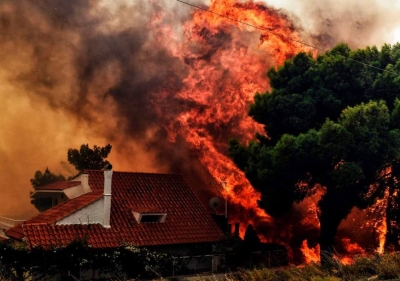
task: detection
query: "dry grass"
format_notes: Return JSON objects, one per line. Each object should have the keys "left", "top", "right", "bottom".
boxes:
{"left": 192, "top": 252, "right": 400, "bottom": 281}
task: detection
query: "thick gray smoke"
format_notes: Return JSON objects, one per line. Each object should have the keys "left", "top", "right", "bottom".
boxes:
{"left": 0, "top": 0, "right": 209, "bottom": 217}
{"left": 265, "top": 0, "right": 400, "bottom": 49}
{"left": 0, "top": 0, "right": 399, "bottom": 226}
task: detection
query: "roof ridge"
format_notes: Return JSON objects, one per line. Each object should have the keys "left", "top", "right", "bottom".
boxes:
{"left": 23, "top": 222, "right": 48, "bottom": 226}
{"left": 85, "top": 170, "right": 185, "bottom": 176}
{"left": 35, "top": 180, "right": 82, "bottom": 190}
{"left": 23, "top": 193, "right": 103, "bottom": 225}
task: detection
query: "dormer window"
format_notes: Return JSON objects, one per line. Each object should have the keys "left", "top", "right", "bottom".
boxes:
{"left": 132, "top": 211, "right": 167, "bottom": 223}
{"left": 140, "top": 214, "right": 166, "bottom": 222}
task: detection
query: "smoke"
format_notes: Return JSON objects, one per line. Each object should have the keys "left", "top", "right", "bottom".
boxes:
{"left": 264, "top": 0, "right": 400, "bottom": 49}
{"left": 0, "top": 0, "right": 223, "bottom": 217}
{"left": 0, "top": 0, "right": 399, "bottom": 259}
{"left": 0, "top": 0, "right": 181, "bottom": 217}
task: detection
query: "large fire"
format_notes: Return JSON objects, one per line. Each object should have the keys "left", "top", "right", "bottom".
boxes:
{"left": 154, "top": 0, "right": 307, "bottom": 237}
{"left": 0, "top": 0, "right": 396, "bottom": 264}
{"left": 157, "top": 1, "right": 389, "bottom": 260}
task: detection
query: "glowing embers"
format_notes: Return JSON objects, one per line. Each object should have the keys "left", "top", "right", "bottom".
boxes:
{"left": 132, "top": 211, "right": 167, "bottom": 223}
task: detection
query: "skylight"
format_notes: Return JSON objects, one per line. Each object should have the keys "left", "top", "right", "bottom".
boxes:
{"left": 132, "top": 211, "right": 167, "bottom": 223}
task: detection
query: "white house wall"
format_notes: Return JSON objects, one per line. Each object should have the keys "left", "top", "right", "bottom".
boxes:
{"left": 56, "top": 198, "right": 104, "bottom": 225}
{"left": 63, "top": 184, "right": 87, "bottom": 200}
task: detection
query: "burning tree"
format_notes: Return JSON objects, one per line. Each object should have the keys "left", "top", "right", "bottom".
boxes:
{"left": 229, "top": 43, "right": 400, "bottom": 262}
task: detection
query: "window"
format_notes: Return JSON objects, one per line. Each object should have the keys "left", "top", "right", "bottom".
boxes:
{"left": 140, "top": 214, "right": 165, "bottom": 222}
{"left": 132, "top": 211, "right": 167, "bottom": 223}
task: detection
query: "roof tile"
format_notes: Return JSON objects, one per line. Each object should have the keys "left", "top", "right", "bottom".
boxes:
{"left": 35, "top": 181, "right": 81, "bottom": 190}
{"left": 7, "top": 171, "right": 223, "bottom": 249}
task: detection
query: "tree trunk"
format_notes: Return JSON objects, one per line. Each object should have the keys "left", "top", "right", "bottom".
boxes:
{"left": 384, "top": 187, "right": 400, "bottom": 252}
{"left": 319, "top": 212, "right": 343, "bottom": 265}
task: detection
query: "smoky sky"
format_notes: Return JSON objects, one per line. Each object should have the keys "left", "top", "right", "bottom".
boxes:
{"left": 0, "top": 0, "right": 399, "bottom": 226}
{"left": 0, "top": 0, "right": 220, "bottom": 217}
{"left": 264, "top": 0, "right": 400, "bottom": 49}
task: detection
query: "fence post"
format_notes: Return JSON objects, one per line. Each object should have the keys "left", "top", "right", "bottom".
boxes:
{"left": 212, "top": 255, "right": 219, "bottom": 273}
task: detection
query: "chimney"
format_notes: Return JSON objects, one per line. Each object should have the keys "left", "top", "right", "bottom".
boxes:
{"left": 81, "top": 173, "right": 90, "bottom": 193}
{"left": 103, "top": 166, "right": 113, "bottom": 228}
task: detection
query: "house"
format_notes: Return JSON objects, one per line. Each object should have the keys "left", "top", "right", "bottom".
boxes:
{"left": 30, "top": 179, "right": 89, "bottom": 211}
{"left": 6, "top": 169, "right": 224, "bottom": 277}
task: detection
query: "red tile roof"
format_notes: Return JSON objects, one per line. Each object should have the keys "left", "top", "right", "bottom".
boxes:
{"left": 6, "top": 193, "right": 102, "bottom": 240}
{"left": 35, "top": 181, "right": 81, "bottom": 190}
{"left": 23, "top": 224, "right": 118, "bottom": 248}
{"left": 7, "top": 171, "right": 223, "bottom": 249}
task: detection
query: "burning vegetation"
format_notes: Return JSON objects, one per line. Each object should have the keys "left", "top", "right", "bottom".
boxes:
{"left": 1, "top": 0, "right": 400, "bottom": 266}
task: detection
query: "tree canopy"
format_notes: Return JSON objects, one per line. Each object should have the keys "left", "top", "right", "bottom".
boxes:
{"left": 30, "top": 168, "right": 66, "bottom": 189}
{"left": 67, "top": 143, "right": 112, "bottom": 172}
{"left": 229, "top": 43, "right": 400, "bottom": 260}
{"left": 30, "top": 168, "right": 66, "bottom": 212}
{"left": 30, "top": 144, "right": 112, "bottom": 212}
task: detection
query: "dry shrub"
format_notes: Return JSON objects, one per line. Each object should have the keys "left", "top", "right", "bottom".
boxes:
{"left": 236, "top": 264, "right": 330, "bottom": 281}
{"left": 236, "top": 268, "right": 280, "bottom": 281}
{"left": 310, "top": 277, "right": 341, "bottom": 281}
{"left": 376, "top": 252, "right": 400, "bottom": 280}
{"left": 344, "top": 256, "right": 380, "bottom": 276}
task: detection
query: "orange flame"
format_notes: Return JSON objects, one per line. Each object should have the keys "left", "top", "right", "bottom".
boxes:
{"left": 149, "top": 0, "right": 392, "bottom": 261}
{"left": 341, "top": 238, "right": 366, "bottom": 255}
{"left": 338, "top": 238, "right": 366, "bottom": 264}
{"left": 375, "top": 188, "right": 389, "bottom": 254}
{"left": 150, "top": 1, "right": 393, "bottom": 260}
{"left": 301, "top": 240, "right": 320, "bottom": 264}
{"left": 301, "top": 238, "right": 366, "bottom": 265}
{"left": 153, "top": 0, "right": 307, "bottom": 236}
